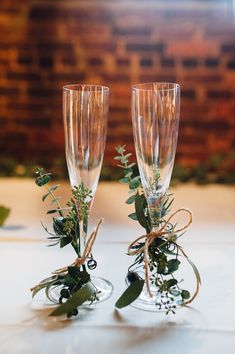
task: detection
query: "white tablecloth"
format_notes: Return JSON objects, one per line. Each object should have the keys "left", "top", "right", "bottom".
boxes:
{"left": 0, "top": 179, "right": 235, "bottom": 354}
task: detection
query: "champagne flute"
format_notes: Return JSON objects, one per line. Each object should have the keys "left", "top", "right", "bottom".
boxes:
{"left": 131, "top": 82, "right": 180, "bottom": 310}
{"left": 63, "top": 84, "right": 113, "bottom": 301}
{"left": 132, "top": 82, "right": 180, "bottom": 230}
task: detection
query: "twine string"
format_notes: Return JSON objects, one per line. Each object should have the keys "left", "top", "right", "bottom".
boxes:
{"left": 52, "top": 218, "right": 103, "bottom": 275}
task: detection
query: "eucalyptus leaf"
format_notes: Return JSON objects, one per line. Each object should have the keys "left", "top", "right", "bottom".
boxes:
{"left": 127, "top": 163, "right": 135, "bottom": 168}
{"left": 119, "top": 177, "right": 129, "bottom": 184}
{"left": 135, "top": 192, "right": 148, "bottom": 229}
{"left": 49, "top": 185, "right": 60, "bottom": 192}
{"left": 115, "top": 146, "right": 126, "bottom": 154}
{"left": 49, "top": 282, "right": 96, "bottom": 316}
{"left": 125, "top": 195, "right": 135, "bottom": 204}
{"left": 115, "top": 279, "right": 144, "bottom": 309}
{"left": 124, "top": 153, "right": 132, "bottom": 159}
{"left": 114, "top": 156, "right": 122, "bottom": 161}
{"left": 166, "top": 278, "right": 178, "bottom": 288}
{"left": 167, "top": 259, "right": 181, "bottom": 273}
{"left": 47, "top": 209, "right": 58, "bottom": 214}
{"left": 35, "top": 174, "right": 51, "bottom": 187}
{"left": 129, "top": 176, "right": 141, "bottom": 189}
{"left": 128, "top": 212, "right": 138, "bottom": 221}
{"left": 181, "top": 289, "right": 190, "bottom": 299}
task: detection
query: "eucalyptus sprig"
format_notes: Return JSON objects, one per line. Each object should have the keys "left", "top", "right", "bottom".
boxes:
{"left": 114, "top": 146, "right": 201, "bottom": 314}
{"left": 31, "top": 168, "right": 99, "bottom": 318}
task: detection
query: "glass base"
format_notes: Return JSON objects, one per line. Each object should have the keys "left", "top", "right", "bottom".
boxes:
{"left": 126, "top": 277, "right": 181, "bottom": 313}
{"left": 49, "top": 276, "right": 113, "bottom": 306}
{"left": 32, "top": 276, "right": 113, "bottom": 311}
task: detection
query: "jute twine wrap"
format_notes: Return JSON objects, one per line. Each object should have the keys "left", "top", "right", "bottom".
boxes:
{"left": 127, "top": 208, "right": 198, "bottom": 304}
{"left": 53, "top": 218, "right": 103, "bottom": 275}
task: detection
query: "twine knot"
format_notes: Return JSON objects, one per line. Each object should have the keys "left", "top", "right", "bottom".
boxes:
{"left": 53, "top": 218, "right": 103, "bottom": 275}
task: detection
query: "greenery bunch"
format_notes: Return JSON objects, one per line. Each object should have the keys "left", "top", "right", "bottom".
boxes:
{"left": 31, "top": 168, "right": 99, "bottom": 318}
{"left": 114, "top": 146, "right": 201, "bottom": 314}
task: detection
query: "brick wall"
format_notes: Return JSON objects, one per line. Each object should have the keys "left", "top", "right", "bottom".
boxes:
{"left": 0, "top": 0, "right": 235, "bottom": 169}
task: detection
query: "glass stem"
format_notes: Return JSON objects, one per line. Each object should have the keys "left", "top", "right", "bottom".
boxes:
{"left": 79, "top": 220, "right": 87, "bottom": 271}
{"left": 147, "top": 196, "right": 163, "bottom": 232}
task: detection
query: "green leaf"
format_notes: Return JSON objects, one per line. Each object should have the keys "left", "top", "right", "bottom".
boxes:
{"left": 181, "top": 290, "right": 190, "bottom": 299}
{"left": 115, "top": 145, "right": 126, "bottom": 154}
{"left": 129, "top": 176, "right": 141, "bottom": 189}
{"left": 167, "top": 259, "right": 181, "bottom": 273}
{"left": 124, "top": 153, "right": 132, "bottom": 159}
{"left": 125, "top": 195, "right": 135, "bottom": 204}
{"left": 185, "top": 256, "right": 201, "bottom": 285}
{"left": 127, "top": 163, "right": 135, "bottom": 168}
{"left": 135, "top": 192, "right": 148, "bottom": 229}
{"left": 124, "top": 169, "right": 133, "bottom": 178}
{"left": 47, "top": 209, "right": 58, "bottom": 214}
{"left": 49, "top": 282, "right": 96, "bottom": 316}
{"left": 42, "top": 193, "right": 50, "bottom": 202}
{"left": 64, "top": 275, "right": 77, "bottom": 288}
{"left": 35, "top": 174, "right": 51, "bottom": 187}
{"left": 32, "top": 284, "right": 46, "bottom": 298}
{"left": 166, "top": 278, "right": 178, "bottom": 288}
{"left": 49, "top": 185, "right": 60, "bottom": 192}
{"left": 68, "top": 266, "right": 80, "bottom": 279}
{"left": 115, "top": 279, "right": 145, "bottom": 309}
{"left": 60, "top": 236, "right": 72, "bottom": 248}
{"left": 53, "top": 218, "right": 65, "bottom": 235}
{"left": 114, "top": 156, "right": 122, "bottom": 161}
{"left": 31, "top": 275, "right": 58, "bottom": 298}
{"left": 119, "top": 177, "right": 129, "bottom": 184}
{"left": 128, "top": 212, "right": 138, "bottom": 221}
{"left": 0, "top": 206, "right": 10, "bottom": 226}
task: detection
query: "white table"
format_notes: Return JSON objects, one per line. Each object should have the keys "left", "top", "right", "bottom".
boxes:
{"left": 0, "top": 179, "right": 235, "bottom": 354}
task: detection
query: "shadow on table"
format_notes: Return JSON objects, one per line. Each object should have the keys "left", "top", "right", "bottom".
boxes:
{"left": 28, "top": 304, "right": 98, "bottom": 331}
{"left": 0, "top": 225, "right": 26, "bottom": 231}
{"left": 112, "top": 308, "right": 205, "bottom": 354}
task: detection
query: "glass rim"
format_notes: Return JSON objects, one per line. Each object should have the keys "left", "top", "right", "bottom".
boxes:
{"left": 63, "top": 84, "right": 109, "bottom": 93}
{"left": 132, "top": 82, "right": 180, "bottom": 92}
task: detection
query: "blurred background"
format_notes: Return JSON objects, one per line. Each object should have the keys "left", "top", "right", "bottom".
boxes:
{"left": 0, "top": 0, "right": 235, "bottom": 184}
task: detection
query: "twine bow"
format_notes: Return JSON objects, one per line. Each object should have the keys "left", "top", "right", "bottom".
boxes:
{"left": 127, "top": 208, "right": 193, "bottom": 298}
{"left": 53, "top": 218, "right": 103, "bottom": 275}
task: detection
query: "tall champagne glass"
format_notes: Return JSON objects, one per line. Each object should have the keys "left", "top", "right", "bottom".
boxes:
{"left": 132, "top": 82, "right": 180, "bottom": 230}
{"left": 63, "top": 84, "right": 113, "bottom": 301}
{"left": 131, "top": 82, "right": 180, "bottom": 311}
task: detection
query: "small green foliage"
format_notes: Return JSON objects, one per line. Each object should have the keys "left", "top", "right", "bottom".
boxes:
{"left": 35, "top": 168, "right": 52, "bottom": 186}
{"left": 0, "top": 206, "right": 10, "bottom": 226}
{"left": 114, "top": 147, "right": 201, "bottom": 313}
{"left": 31, "top": 168, "right": 99, "bottom": 318}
